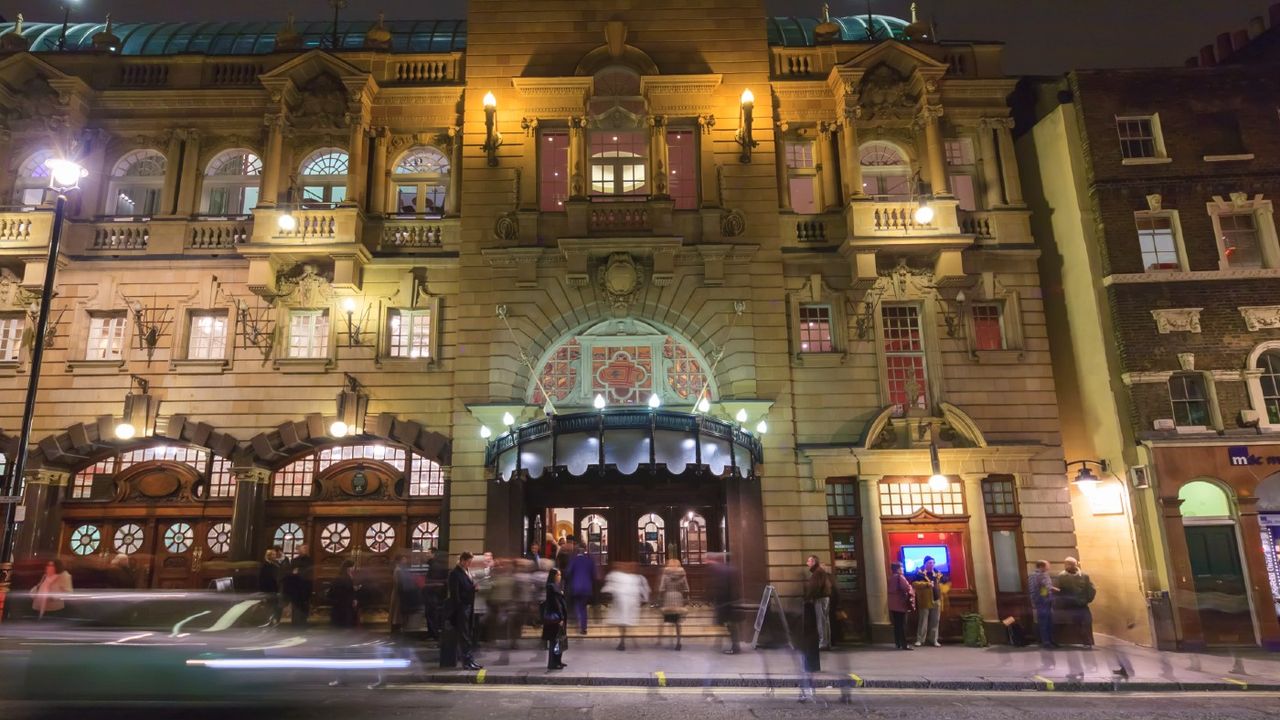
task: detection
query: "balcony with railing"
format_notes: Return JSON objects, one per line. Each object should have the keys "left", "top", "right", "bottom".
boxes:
{"left": 769, "top": 47, "right": 836, "bottom": 78}
{"left": 249, "top": 205, "right": 364, "bottom": 248}
{"left": 565, "top": 197, "right": 675, "bottom": 237}
{"left": 957, "top": 209, "right": 1034, "bottom": 246}
{"left": 376, "top": 216, "right": 459, "bottom": 252}
{"left": 0, "top": 208, "right": 54, "bottom": 254}
{"left": 783, "top": 212, "right": 847, "bottom": 245}
{"left": 846, "top": 197, "right": 962, "bottom": 240}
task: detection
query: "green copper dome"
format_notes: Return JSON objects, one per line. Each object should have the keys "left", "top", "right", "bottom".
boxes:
{"left": 766, "top": 15, "right": 909, "bottom": 46}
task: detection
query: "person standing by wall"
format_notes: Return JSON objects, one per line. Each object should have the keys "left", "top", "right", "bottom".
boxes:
{"left": 32, "top": 558, "right": 73, "bottom": 620}
{"left": 912, "top": 556, "right": 943, "bottom": 647}
{"left": 283, "top": 544, "right": 314, "bottom": 628}
{"left": 447, "top": 551, "right": 482, "bottom": 670}
{"left": 658, "top": 557, "right": 690, "bottom": 650}
{"left": 887, "top": 562, "right": 915, "bottom": 650}
{"left": 1056, "top": 557, "right": 1096, "bottom": 648}
{"left": 1028, "top": 559, "right": 1058, "bottom": 649}
{"left": 804, "top": 555, "right": 834, "bottom": 650}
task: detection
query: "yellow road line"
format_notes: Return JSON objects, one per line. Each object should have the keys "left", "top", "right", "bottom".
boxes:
{"left": 654, "top": 671, "right": 667, "bottom": 687}
{"left": 1032, "top": 674, "right": 1055, "bottom": 691}
{"left": 1223, "top": 677, "right": 1247, "bottom": 689}
{"left": 849, "top": 673, "right": 864, "bottom": 688}
{"left": 475, "top": 669, "right": 486, "bottom": 684}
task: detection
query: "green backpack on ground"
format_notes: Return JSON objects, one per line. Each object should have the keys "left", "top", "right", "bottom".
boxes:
{"left": 961, "top": 613, "right": 989, "bottom": 647}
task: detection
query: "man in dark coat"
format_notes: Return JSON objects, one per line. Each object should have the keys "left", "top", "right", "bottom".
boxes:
{"left": 328, "top": 560, "right": 359, "bottom": 628}
{"left": 446, "top": 551, "right": 482, "bottom": 670}
{"left": 708, "top": 552, "right": 741, "bottom": 654}
{"left": 283, "top": 544, "right": 315, "bottom": 628}
{"left": 424, "top": 550, "right": 448, "bottom": 639}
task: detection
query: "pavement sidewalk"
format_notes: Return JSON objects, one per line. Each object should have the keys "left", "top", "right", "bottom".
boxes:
{"left": 406, "top": 635, "right": 1280, "bottom": 692}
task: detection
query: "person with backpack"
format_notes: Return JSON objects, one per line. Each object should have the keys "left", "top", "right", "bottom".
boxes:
{"left": 1056, "top": 556, "right": 1097, "bottom": 648}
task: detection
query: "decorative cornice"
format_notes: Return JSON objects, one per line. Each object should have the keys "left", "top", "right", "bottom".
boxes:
{"left": 1104, "top": 268, "right": 1280, "bottom": 286}
{"left": 1151, "top": 308, "right": 1202, "bottom": 334}
{"left": 511, "top": 77, "right": 594, "bottom": 97}
{"left": 640, "top": 74, "right": 722, "bottom": 96}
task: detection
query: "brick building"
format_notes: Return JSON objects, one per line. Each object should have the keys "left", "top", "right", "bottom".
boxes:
{"left": 0, "top": 2, "right": 1072, "bottom": 642}
{"left": 1019, "top": 4, "right": 1280, "bottom": 649}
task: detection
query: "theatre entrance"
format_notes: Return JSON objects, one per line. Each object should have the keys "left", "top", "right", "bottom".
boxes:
{"left": 524, "top": 470, "right": 725, "bottom": 597}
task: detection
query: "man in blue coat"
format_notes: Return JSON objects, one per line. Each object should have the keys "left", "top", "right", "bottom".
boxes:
{"left": 565, "top": 541, "right": 596, "bottom": 635}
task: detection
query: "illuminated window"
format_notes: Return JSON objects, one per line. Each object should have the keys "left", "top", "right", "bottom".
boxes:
{"left": 882, "top": 306, "right": 927, "bottom": 416}
{"left": 317, "top": 444, "right": 406, "bottom": 472}
{"left": 679, "top": 512, "right": 707, "bottom": 565}
{"left": 14, "top": 149, "right": 53, "bottom": 206}
{"left": 971, "top": 304, "right": 1004, "bottom": 351}
{"left": 107, "top": 149, "right": 166, "bottom": 216}
{"left": 590, "top": 132, "right": 647, "bottom": 195}
{"left": 114, "top": 523, "right": 145, "bottom": 555}
{"left": 72, "top": 457, "right": 116, "bottom": 499}
{"left": 86, "top": 314, "right": 128, "bottom": 361}
{"left": 71, "top": 524, "right": 101, "bottom": 556}
{"left": 0, "top": 316, "right": 23, "bottom": 361}
{"left": 274, "top": 522, "right": 305, "bottom": 559}
{"left": 945, "top": 139, "right": 977, "bottom": 211}
{"left": 1258, "top": 351, "right": 1280, "bottom": 424}
{"left": 532, "top": 338, "right": 580, "bottom": 405}
{"left": 1217, "top": 212, "right": 1262, "bottom": 268}
{"left": 798, "top": 304, "right": 834, "bottom": 353}
{"left": 201, "top": 149, "right": 261, "bottom": 215}
{"left": 392, "top": 146, "right": 449, "bottom": 215}
{"left": 272, "top": 457, "right": 315, "bottom": 498}
{"left": 878, "top": 479, "right": 965, "bottom": 517}
{"left": 663, "top": 337, "right": 708, "bottom": 402}
{"left": 785, "top": 139, "right": 819, "bottom": 214}
{"left": 388, "top": 308, "right": 432, "bottom": 358}
{"left": 208, "top": 457, "right": 235, "bottom": 498}
{"left": 1137, "top": 215, "right": 1181, "bottom": 271}
{"left": 637, "top": 513, "right": 666, "bottom": 566}
{"left": 580, "top": 513, "right": 609, "bottom": 562}
{"left": 667, "top": 129, "right": 697, "bottom": 210}
{"left": 365, "top": 522, "right": 396, "bottom": 553}
{"left": 164, "top": 522, "right": 194, "bottom": 553}
{"left": 299, "top": 147, "right": 348, "bottom": 204}
{"left": 539, "top": 131, "right": 569, "bottom": 211}
{"left": 408, "top": 454, "right": 447, "bottom": 496}
{"left": 187, "top": 311, "right": 228, "bottom": 360}
{"left": 411, "top": 521, "right": 440, "bottom": 552}
{"left": 287, "top": 310, "right": 329, "bottom": 359}
{"left": 860, "top": 141, "right": 912, "bottom": 198}
{"left": 206, "top": 522, "right": 232, "bottom": 555}
{"left": 321, "top": 522, "right": 352, "bottom": 554}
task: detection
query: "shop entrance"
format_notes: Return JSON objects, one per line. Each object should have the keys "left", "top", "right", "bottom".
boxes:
{"left": 1185, "top": 523, "right": 1255, "bottom": 645}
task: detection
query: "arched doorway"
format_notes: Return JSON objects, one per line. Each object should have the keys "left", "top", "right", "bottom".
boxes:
{"left": 1179, "top": 479, "right": 1255, "bottom": 645}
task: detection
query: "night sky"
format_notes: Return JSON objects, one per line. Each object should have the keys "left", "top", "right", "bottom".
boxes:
{"left": 1, "top": 0, "right": 1275, "bottom": 74}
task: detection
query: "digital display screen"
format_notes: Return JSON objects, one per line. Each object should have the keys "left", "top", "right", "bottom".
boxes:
{"left": 901, "top": 545, "right": 950, "bottom": 576}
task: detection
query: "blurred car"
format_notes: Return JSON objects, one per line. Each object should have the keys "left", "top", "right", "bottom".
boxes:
{"left": 0, "top": 591, "right": 409, "bottom": 704}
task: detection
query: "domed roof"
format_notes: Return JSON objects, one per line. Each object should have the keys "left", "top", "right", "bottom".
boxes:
{"left": 767, "top": 14, "right": 909, "bottom": 46}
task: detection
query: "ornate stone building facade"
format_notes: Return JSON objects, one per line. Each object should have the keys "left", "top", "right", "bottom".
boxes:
{"left": 0, "top": 2, "right": 1072, "bottom": 640}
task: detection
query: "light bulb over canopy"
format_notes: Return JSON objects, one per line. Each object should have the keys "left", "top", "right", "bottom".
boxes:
{"left": 480, "top": 425, "right": 492, "bottom": 439}
{"left": 593, "top": 394, "right": 607, "bottom": 409}
{"left": 329, "top": 420, "right": 349, "bottom": 438}
{"left": 735, "top": 408, "right": 748, "bottom": 423}
{"left": 502, "top": 411, "right": 516, "bottom": 426}
{"left": 648, "top": 394, "right": 662, "bottom": 409}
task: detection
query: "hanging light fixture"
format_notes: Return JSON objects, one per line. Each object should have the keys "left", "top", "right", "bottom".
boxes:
{"left": 114, "top": 375, "right": 157, "bottom": 441}
{"left": 648, "top": 394, "right": 662, "bottom": 409}
{"left": 927, "top": 442, "right": 949, "bottom": 491}
{"left": 593, "top": 393, "right": 607, "bottom": 410}
{"left": 331, "top": 373, "right": 368, "bottom": 438}
{"left": 1066, "top": 459, "right": 1108, "bottom": 487}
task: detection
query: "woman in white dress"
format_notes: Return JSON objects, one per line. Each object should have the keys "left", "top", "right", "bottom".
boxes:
{"left": 602, "top": 561, "right": 649, "bottom": 651}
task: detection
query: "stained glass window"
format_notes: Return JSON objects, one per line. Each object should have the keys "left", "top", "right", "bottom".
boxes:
{"left": 71, "top": 524, "right": 101, "bottom": 555}
{"left": 274, "top": 523, "right": 304, "bottom": 559}
{"left": 114, "top": 523, "right": 145, "bottom": 554}
{"left": 164, "top": 522, "right": 194, "bottom": 553}
{"left": 365, "top": 522, "right": 396, "bottom": 553}
{"left": 664, "top": 338, "right": 707, "bottom": 401}
{"left": 593, "top": 345, "right": 653, "bottom": 404}
{"left": 321, "top": 522, "right": 352, "bottom": 553}
{"left": 532, "top": 339, "right": 579, "bottom": 404}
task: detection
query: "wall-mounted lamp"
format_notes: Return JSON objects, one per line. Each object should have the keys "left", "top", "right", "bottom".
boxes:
{"left": 502, "top": 411, "right": 516, "bottom": 427}
{"left": 695, "top": 396, "right": 711, "bottom": 413}
{"left": 340, "top": 296, "right": 369, "bottom": 346}
{"left": 910, "top": 170, "right": 936, "bottom": 227}
{"left": 735, "top": 408, "right": 748, "bottom": 423}
{"left": 755, "top": 418, "right": 769, "bottom": 434}
{"left": 1066, "top": 459, "right": 1109, "bottom": 487}
{"left": 330, "top": 372, "right": 368, "bottom": 438}
{"left": 480, "top": 425, "right": 492, "bottom": 439}
{"left": 114, "top": 374, "right": 157, "bottom": 440}
{"left": 482, "top": 91, "right": 502, "bottom": 167}
{"left": 735, "top": 89, "right": 758, "bottom": 164}
{"left": 927, "top": 442, "right": 949, "bottom": 491}
{"left": 126, "top": 297, "right": 170, "bottom": 361}
{"left": 937, "top": 289, "right": 967, "bottom": 338}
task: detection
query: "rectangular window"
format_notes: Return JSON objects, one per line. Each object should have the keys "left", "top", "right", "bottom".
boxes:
{"left": 785, "top": 140, "right": 819, "bottom": 214}
{"left": 785, "top": 141, "right": 815, "bottom": 169}
{"left": 1170, "top": 374, "right": 1210, "bottom": 427}
{"left": 114, "top": 187, "right": 161, "bottom": 217}
{"left": 187, "top": 311, "right": 228, "bottom": 360}
{"left": 86, "top": 314, "right": 127, "bottom": 361}
{"left": 0, "top": 315, "right": 23, "bottom": 361}
{"left": 1219, "top": 212, "right": 1261, "bottom": 268}
{"left": 539, "top": 131, "right": 569, "bottom": 211}
{"left": 1136, "top": 215, "right": 1180, "bottom": 271}
{"left": 991, "top": 530, "right": 1023, "bottom": 592}
{"left": 798, "top": 304, "right": 834, "bottom": 353}
{"left": 1116, "top": 116, "right": 1158, "bottom": 159}
{"left": 287, "top": 310, "right": 329, "bottom": 359}
{"left": 1197, "top": 111, "right": 1246, "bottom": 157}
{"left": 667, "top": 129, "right": 697, "bottom": 210}
{"left": 882, "top": 306, "right": 927, "bottom": 416}
{"left": 981, "top": 477, "right": 1018, "bottom": 516}
{"left": 389, "top": 309, "right": 432, "bottom": 359}
{"left": 409, "top": 457, "right": 448, "bottom": 497}
{"left": 590, "top": 131, "right": 647, "bottom": 196}
{"left": 878, "top": 479, "right": 965, "bottom": 517}
{"left": 971, "top": 304, "right": 1004, "bottom": 351}
{"left": 825, "top": 481, "right": 858, "bottom": 517}
{"left": 944, "top": 139, "right": 974, "bottom": 166}
{"left": 949, "top": 174, "right": 976, "bottom": 211}
{"left": 207, "top": 457, "right": 236, "bottom": 499}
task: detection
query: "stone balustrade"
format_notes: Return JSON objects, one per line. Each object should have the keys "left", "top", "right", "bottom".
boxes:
{"left": 379, "top": 217, "right": 459, "bottom": 251}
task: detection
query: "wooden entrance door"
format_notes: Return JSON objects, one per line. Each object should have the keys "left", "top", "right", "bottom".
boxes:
{"left": 1186, "top": 524, "right": 1255, "bottom": 645}
{"left": 828, "top": 519, "right": 868, "bottom": 642}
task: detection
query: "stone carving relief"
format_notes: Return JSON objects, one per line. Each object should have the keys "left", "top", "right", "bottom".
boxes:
{"left": 1145, "top": 194, "right": 1162, "bottom": 212}
{"left": 720, "top": 209, "right": 746, "bottom": 238}
{"left": 597, "top": 253, "right": 645, "bottom": 313}
{"left": 1240, "top": 306, "right": 1280, "bottom": 332}
{"left": 493, "top": 211, "right": 520, "bottom": 242}
{"left": 1151, "top": 308, "right": 1202, "bottom": 334}
{"left": 3, "top": 76, "right": 68, "bottom": 130}
{"left": 276, "top": 264, "right": 334, "bottom": 308}
{"left": 292, "top": 73, "right": 352, "bottom": 130}
{"left": 857, "top": 64, "right": 918, "bottom": 122}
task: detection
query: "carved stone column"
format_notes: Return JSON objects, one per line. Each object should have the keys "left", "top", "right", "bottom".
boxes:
{"left": 175, "top": 129, "right": 202, "bottom": 216}
{"left": 0, "top": 130, "right": 14, "bottom": 204}
{"left": 817, "top": 121, "right": 840, "bottom": 210}
{"left": 994, "top": 118, "right": 1023, "bottom": 205}
{"left": 12, "top": 469, "right": 70, "bottom": 561}
{"left": 368, "top": 127, "right": 389, "bottom": 215}
{"left": 647, "top": 114, "right": 670, "bottom": 199}
{"left": 567, "top": 116, "right": 587, "bottom": 200}
{"left": 962, "top": 473, "right": 998, "bottom": 620}
{"left": 1158, "top": 495, "right": 1205, "bottom": 650}
{"left": 838, "top": 110, "right": 863, "bottom": 200}
{"left": 775, "top": 125, "right": 792, "bottom": 210}
{"left": 260, "top": 113, "right": 286, "bottom": 206}
{"left": 860, "top": 475, "right": 888, "bottom": 628}
{"left": 229, "top": 467, "right": 271, "bottom": 562}
{"left": 976, "top": 120, "right": 1004, "bottom": 209}
{"left": 446, "top": 126, "right": 463, "bottom": 216}
{"left": 162, "top": 130, "right": 184, "bottom": 214}
{"left": 919, "top": 104, "right": 948, "bottom": 196}
{"left": 345, "top": 115, "right": 368, "bottom": 206}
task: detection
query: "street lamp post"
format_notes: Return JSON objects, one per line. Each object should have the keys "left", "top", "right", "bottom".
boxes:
{"left": 57, "top": 1, "right": 78, "bottom": 51}
{"left": 0, "top": 158, "right": 85, "bottom": 588}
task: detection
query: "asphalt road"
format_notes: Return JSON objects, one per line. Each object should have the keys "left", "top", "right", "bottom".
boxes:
{"left": 4, "top": 685, "right": 1280, "bottom": 720}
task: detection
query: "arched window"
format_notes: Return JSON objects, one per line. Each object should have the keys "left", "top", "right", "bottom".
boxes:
{"left": 679, "top": 511, "right": 707, "bottom": 565}
{"left": 269, "top": 442, "right": 447, "bottom": 498}
{"left": 412, "top": 521, "right": 440, "bottom": 552}
{"left": 274, "top": 522, "right": 305, "bottom": 559}
{"left": 68, "top": 444, "right": 233, "bottom": 501}
{"left": 299, "top": 147, "right": 348, "bottom": 204}
{"left": 107, "top": 149, "right": 167, "bottom": 216}
{"left": 1257, "top": 350, "right": 1280, "bottom": 425}
{"left": 13, "top": 149, "right": 53, "bottom": 206}
{"left": 1178, "top": 480, "right": 1234, "bottom": 520}
{"left": 859, "top": 141, "right": 912, "bottom": 199}
{"left": 637, "top": 512, "right": 666, "bottom": 566}
{"left": 580, "top": 513, "right": 609, "bottom": 562}
{"left": 590, "top": 132, "right": 647, "bottom": 196}
{"left": 391, "top": 146, "right": 449, "bottom": 215}
{"left": 201, "top": 149, "right": 262, "bottom": 215}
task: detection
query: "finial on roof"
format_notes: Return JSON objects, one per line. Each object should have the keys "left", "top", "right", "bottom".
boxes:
{"left": 821, "top": 3, "right": 830, "bottom": 23}
{"left": 814, "top": 1, "right": 840, "bottom": 44}
{"left": 92, "top": 12, "right": 122, "bottom": 53}
{"left": 365, "top": 10, "right": 392, "bottom": 50}
{"left": 0, "top": 12, "right": 29, "bottom": 52}
{"left": 904, "top": 2, "right": 934, "bottom": 43}
{"left": 15, "top": 13, "right": 23, "bottom": 33}
{"left": 276, "top": 10, "right": 303, "bottom": 51}
{"left": 911, "top": 2, "right": 918, "bottom": 22}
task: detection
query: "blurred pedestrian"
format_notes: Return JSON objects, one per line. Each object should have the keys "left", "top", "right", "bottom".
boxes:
{"left": 804, "top": 555, "right": 834, "bottom": 650}
{"left": 447, "top": 551, "right": 482, "bottom": 670}
{"left": 283, "top": 544, "right": 314, "bottom": 628}
{"left": 708, "top": 552, "right": 740, "bottom": 654}
{"left": 657, "top": 557, "right": 689, "bottom": 650}
{"left": 32, "top": 558, "right": 73, "bottom": 620}
{"left": 543, "top": 567, "right": 568, "bottom": 670}
{"left": 1056, "top": 557, "right": 1096, "bottom": 648}
{"left": 471, "top": 551, "right": 494, "bottom": 643}
{"left": 887, "top": 561, "right": 915, "bottom": 650}
{"left": 912, "top": 555, "right": 943, "bottom": 647}
{"left": 566, "top": 542, "right": 595, "bottom": 635}
{"left": 328, "top": 560, "right": 359, "bottom": 628}
{"left": 107, "top": 553, "right": 135, "bottom": 589}
{"left": 259, "top": 547, "right": 283, "bottom": 624}
{"left": 602, "top": 561, "right": 648, "bottom": 651}
{"left": 525, "top": 541, "right": 541, "bottom": 563}
{"left": 1028, "top": 559, "right": 1058, "bottom": 649}
{"left": 391, "top": 553, "right": 423, "bottom": 637}
{"left": 424, "top": 549, "right": 448, "bottom": 639}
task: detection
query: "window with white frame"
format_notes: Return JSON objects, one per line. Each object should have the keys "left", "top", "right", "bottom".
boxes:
{"left": 1257, "top": 350, "right": 1280, "bottom": 425}
{"left": 1169, "top": 374, "right": 1210, "bottom": 428}
{"left": 590, "top": 132, "right": 648, "bottom": 196}
{"left": 784, "top": 139, "right": 819, "bottom": 214}
{"left": 201, "top": 149, "right": 261, "bottom": 215}
{"left": 971, "top": 304, "right": 1004, "bottom": 351}
{"left": 86, "top": 314, "right": 127, "bottom": 361}
{"left": 287, "top": 310, "right": 329, "bottom": 359}
{"left": 879, "top": 478, "right": 965, "bottom": 517}
{"left": 1136, "top": 214, "right": 1181, "bottom": 271}
{"left": 13, "top": 149, "right": 53, "bottom": 206}
{"left": 187, "top": 311, "right": 228, "bottom": 360}
{"left": 798, "top": 304, "right": 834, "bottom": 352}
{"left": 860, "top": 141, "right": 912, "bottom": 198}
{"left": 1115, "top": 116, "right": 1163, "bottom": 160}
{"left": 0, "top": 315, "right": 23, "bottom": 361}
{"left": 1217, "top": 211, "right": 1262, "bottom": 268}
{"left": 388, "top": 308, "right": 432, "bottom": 359}
{"left": 299, "top": 148, "right": 349, "bottom": 204}
{"left": 107, "top": 149, "right": 166, "bottom": 216}
{"left": 882, "top": 305, "right": 928, "bottom": 416}
{"left": 392, "top": 146, "right": 450, "bottom": 215}
{"left": 944, "top": 138, "right": 977, "bottom": 211}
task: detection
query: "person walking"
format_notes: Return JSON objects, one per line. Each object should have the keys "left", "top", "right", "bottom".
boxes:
{"left": 804, "top": 555, "right": 834, "bottom": 650}
{"left": 259, "top": 547, "right": 283, "bottom": 625}
{"left": 566, "top": 543, "right": 596, "bottom": 635}
{"left": 602, "top": 561, "right": 649, "bottom": 651}
{"left": 1056, "top": 557, "right": 1096, "bottom": 648}
{"left": 1028, "top": 559, "right": 1058, "bottom": 649}
{"left": 657, "top": 557, "right": 689, "bottom": 650}
{"left": 283, "top": 545, "right": 314, "bottom": 628}
{"left": 542, "top": 568, "right": 569, "bottom": 670}
{"left": 328, "top": 560, "right": 360, "bottom": 628}
{"left": 391, "top": 554, "right": 423, "bottom": 637}
{"left": 32, "top": 558, "right": 73, "bottom": 620}
{"left": 912, "top": 556, "right": 943, "bottom": 647}
{"left": 446, "top": 551, "right": 483, "bottom": 670}
{"left": 887, "top": 562, "right": 915, "bottom": 650}
{"left": 708, "top": 552, "right": 741, "bottom": 654}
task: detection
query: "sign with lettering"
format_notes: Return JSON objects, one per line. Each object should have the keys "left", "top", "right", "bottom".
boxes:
{"left": 1228, "top": 445, "right": 1280, "bottom": 466}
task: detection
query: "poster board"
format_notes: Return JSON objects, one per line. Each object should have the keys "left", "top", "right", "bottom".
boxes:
{"left": 750, "top": 584, "right": 794, "bottom": 649}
